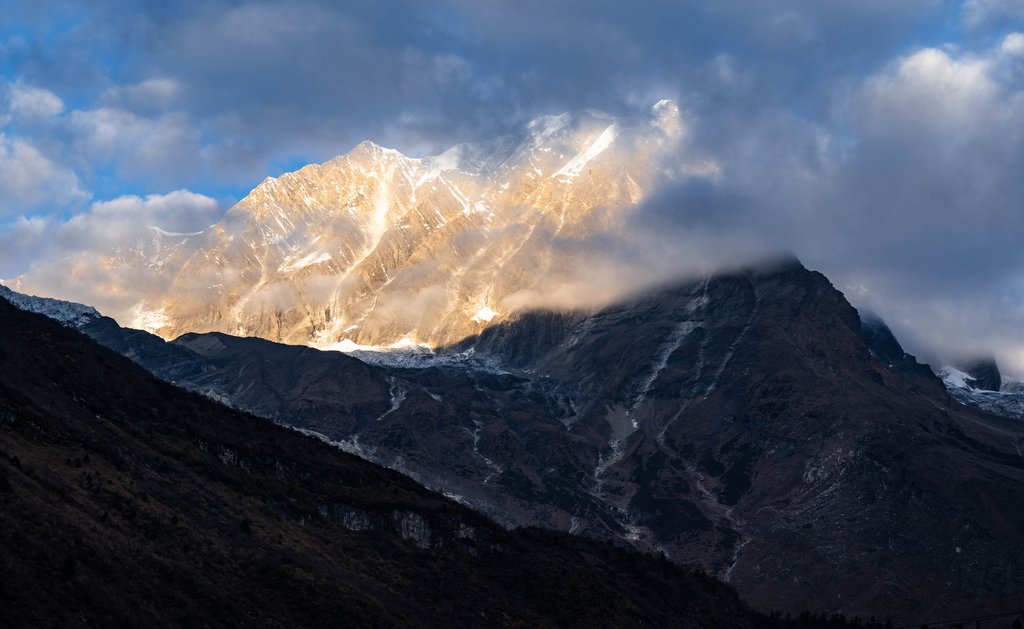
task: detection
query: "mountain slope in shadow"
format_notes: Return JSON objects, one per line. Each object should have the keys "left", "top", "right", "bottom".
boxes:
{"left": 0, "top": 297, "right": 784, "bottom": 628}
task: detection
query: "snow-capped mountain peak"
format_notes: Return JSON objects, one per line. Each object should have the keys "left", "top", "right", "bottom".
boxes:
{"left": 10, "top": 101, "right": 690, "bottom": 348}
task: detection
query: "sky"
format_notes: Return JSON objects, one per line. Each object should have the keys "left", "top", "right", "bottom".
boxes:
{"left": 1, "top": 0, "right": 1023, "bottom": 373}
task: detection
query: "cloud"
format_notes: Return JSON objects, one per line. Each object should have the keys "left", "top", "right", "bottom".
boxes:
{"left": 68, "top": 107, "right": 202, "bottom": 181}
{"left": 1004, "top": 31, "right": 1024, "bottom": 55}
{"left": 57, "top": 189, "right": 222, "bottom": 248}
{"left": 5, "top": 0, "right": 949, "bottom": 167}
{"left": 825, "top": 41, "right": 1024, "bottom": 372}
{"left": 614, "top": 37, "right": 1024, "bottom": 374}
{"left": 0, "top": 189, "right": 221, "bottom": 280}
{"left": 8, "top": 84, "right": 64, "bottom": 120}
{"left": 963, "top": 0, "right": 1024, "bottom": 29}
{"left": 0, "top": 133, "right": 84, "bottom": 215}
{"left": 100, "top": 78, "right": 181, "bottom": 113}
{"left": 0, "top": 215, "right": 50, "bottom": 276}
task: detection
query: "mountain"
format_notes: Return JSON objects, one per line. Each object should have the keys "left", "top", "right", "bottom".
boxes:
{"left": 7, "top": 98, "right": 1024, "bottom": 621}
{"left": 958, "top": 358, "right": 1002, "bottom": 392}
{"left": 459, "top": 260, "right": 1024, "bottom": 619}
{"left": 11, "top": 101, "right": 687, "bottom": 349}
{"left": 0, "top": 288, "right": 813, "bottom": 628}
{"left": 857, "top": 317, "right": 1024, "bottom": 422}
{"left": 23, "top": 261, "right": 1024, "bottom": 623}
{"left": 939, "top": 364, "right": 1024, "bottom": 420}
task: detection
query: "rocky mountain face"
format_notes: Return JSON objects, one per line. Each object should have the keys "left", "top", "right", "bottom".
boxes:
{"left": 36, "top": 261, "right": 1024, "bottom": 623}
{"left": 12, "top": 101, "right": 687, "bottom": 349}
{"left": 0, "top": 292, "right": 807, "bottom": 628}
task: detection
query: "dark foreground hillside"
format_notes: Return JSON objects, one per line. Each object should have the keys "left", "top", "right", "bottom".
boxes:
{"left": 0, "top": 296, "right": 798, "bottom": 628}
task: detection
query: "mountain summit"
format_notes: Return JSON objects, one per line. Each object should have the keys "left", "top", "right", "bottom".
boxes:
{"left": 14, "top": 102, "right": 688, "bottom": 348}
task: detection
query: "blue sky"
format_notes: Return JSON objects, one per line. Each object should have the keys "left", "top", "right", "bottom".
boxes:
{"left": 1, "top": 0, "right": 1023, "bottom": 370}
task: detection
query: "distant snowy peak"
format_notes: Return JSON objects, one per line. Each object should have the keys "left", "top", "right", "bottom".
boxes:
{"left": 0, "top": 284, "right": 101, "bottom": 328}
